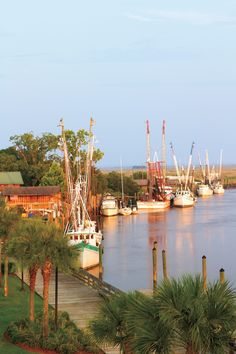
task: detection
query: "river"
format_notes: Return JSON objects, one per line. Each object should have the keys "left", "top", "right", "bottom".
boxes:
{"left": 98, "top": 189, "right": 236, "bottom": 291}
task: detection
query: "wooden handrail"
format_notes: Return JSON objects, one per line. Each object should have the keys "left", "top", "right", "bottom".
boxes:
{"left": 72, "top": 268, "right": 124, "bottom": 296}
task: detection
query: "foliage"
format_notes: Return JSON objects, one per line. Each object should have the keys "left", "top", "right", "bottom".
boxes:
{"left": 90, "top": 275, "right": 236, "bottom": 354}
{"left": 7, "top": 218, "right": 77, "bottom": 273}
{"left": 132, "top": 171, "right": 147, "bottom": 180}
{"left": 0, "top": 128, "right": 104, "bottom": 186}
{"left": 106, "top": 171, "right": 140, "bottom": 196}
{"left": 40, "top": 161, "right": 64, "bottom": 189}
{"left": 0, "top": 200, "right": 21, "bottom": 242}
{"left": 6, "top": 310, "right": 101, "bottom": 354}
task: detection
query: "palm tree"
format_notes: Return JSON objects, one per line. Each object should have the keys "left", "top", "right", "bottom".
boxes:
{"left": 7, "top": 219, "right": 46, "bottom": 320}
{"left": 156, "top": 275, "right": 236, "bottom": 354}
{"left": 0, "top": 199, "right": 20, "bottom": 296}
{"left": 90, "top": 292, "right": 142, "bottom": 353}
{"left": 7, "top": 218, "right": 76, "bottom": 337}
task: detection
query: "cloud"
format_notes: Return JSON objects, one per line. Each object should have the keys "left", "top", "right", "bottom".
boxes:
{"left": 125, "top": 10, "right": 236, "bottom": 26}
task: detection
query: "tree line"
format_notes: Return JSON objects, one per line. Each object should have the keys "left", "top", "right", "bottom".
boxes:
{"left": 0, "top": 131, "right": 140, "bottom": 197}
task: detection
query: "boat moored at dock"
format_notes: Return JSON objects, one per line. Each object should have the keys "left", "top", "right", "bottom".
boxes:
{"left": 174, "top": 189, "right": 196, "bottom": 208}
{"left": 100, "top": 194, "right": 119, "bottom": 216}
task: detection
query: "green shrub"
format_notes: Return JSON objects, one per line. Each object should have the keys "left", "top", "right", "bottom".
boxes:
{"left": 6, "top": 310, "right": 101, "bottom": 354}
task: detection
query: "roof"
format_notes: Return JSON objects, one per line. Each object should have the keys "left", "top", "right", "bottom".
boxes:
{"left": 0, "top": 172, "right": 24, "bottom": 185}
{"left": 2, "top": 186, "right": 61, "bottom": 196}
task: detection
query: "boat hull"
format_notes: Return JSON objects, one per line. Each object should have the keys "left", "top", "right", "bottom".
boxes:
{"left": 197, "top": 185, "right": 213, "bottom": 197}
{"left": 101, "top": 208, "right": 118, "bottom": 216}
{"left": 213, "top": 188, "right": 225, "bottom": 195}
{"left": 174, "top": 196, "right": 195, "bottom": 208}
{"left": 73, "top": 243, "right": 99, "bottom": 269}
{"left": 119, "top": 207, "right": 132, "bottom": 215}
{"left": 137, "top": 200, "right": 170, "bottom": 209}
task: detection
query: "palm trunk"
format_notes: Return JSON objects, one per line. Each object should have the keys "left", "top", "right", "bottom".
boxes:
{"left": 41, "top": 260, "right": 52, "bottom": 337}
{"left": 0, "top": 240, "right": 2, "bottom": 288}
{"left": 29, "top": 265, "right": 39, "bottom": 321}
{"left": 4, "top": 256, "right": 8, "bottom": 297}
{"left": 186, "top": 344, "right": 198, "bottom": 354}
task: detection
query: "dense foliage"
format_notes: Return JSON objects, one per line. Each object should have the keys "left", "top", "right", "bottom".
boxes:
{"left": 0, "top": 130, "right": 104, "bottom": 186}
{"left": 90, "top": 275, "right": 236, "bottom": 354}
{"left": 6, "top": 310, "right": 101, "bottom": 354}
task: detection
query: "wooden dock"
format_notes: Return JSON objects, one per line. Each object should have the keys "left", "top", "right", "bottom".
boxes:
{"left": 31, "top": 271, "right": 119, "bottom": 354}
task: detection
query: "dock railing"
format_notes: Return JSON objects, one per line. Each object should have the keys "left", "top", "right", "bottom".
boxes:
{"left": 73, "top": 268, "right": 124, "bottom": 296}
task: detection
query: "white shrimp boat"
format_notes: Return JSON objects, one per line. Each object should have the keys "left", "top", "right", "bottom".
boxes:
{"left": 60, "top": 118, "right": 102, "bottom": 269}
{"left": 100, "top": 194, "right": 119, "bottom": 216}
{"left": 197, "top": 184, "right": 213, "bottom": 197}
{"left": 174, "top": 189, "right": 196, "bottom": 208}
{"left": 213, "top": 183, "right": 225, "bottom": 195}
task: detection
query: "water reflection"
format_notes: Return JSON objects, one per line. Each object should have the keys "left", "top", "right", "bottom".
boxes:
{"left": 99, "top": 190, "right": 236, "bottom": 291}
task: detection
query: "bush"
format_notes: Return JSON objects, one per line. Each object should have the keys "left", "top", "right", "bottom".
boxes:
{"left": 6, "top": 310, "right": 101, "bottom": 354}
{"left": 1, "top": 261, "right": 16, "bottom": 274}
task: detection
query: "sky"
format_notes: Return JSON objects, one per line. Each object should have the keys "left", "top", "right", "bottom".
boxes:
{"left": 1, "top": 0, "right": 236, "bottom": 167}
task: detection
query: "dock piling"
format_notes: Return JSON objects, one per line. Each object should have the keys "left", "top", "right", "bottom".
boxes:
{"left": 220, "top": 268, "right": 225, "bottom": 284}
{"left": 162, "top": 250, "right": 168, "bottom": 280}
{"left": 202, "top": 255, "right": 207, "bottom": 291}
{"left": 99, "top": 244, "right": 103, "bottom": 280}
{"left": 152, "top": 241, "right": 158, "bottom": 291}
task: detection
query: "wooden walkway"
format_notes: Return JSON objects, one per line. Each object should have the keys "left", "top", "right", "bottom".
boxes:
{"left": 32, "top": 271, "right": 119, "bottom": 354}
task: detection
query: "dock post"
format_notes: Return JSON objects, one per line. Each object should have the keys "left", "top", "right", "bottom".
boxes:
{"left": 220, "top": 268, "right": 225, "bottom": 284}
{"left": 99, "top": 244, "right": 103, "bottom": 280}
{"left": 152, "top": 241, "right": 158, "bottom": 291}
{"left": 202, "top": 255, "right": 207, "bottom": 291}
{"left": 162, "top": 250, "right": 168, "bottom": 280}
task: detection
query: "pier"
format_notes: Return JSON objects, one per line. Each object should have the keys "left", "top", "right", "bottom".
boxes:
{"left": 31, "top": 270, "right": 121, "bottom": 354}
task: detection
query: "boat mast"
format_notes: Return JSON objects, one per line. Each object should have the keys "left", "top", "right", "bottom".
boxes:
{"left": 184, "top": 142, "right": 195, "bottom": 190}
{"left": 170, "top": 143, "right": 182, "bottom": 186}
{"left": 198, "top": 153, "right": 205, "bottom": 183}
{"left": 219, "top": 149, "right": 223, "bottom": 181}
{"left": 120, "top": 157, "right": 124, "bottom": 204}
{"left": 59, "top": 118, "right": 77, "bottom": 232}
{"left": 205, "top": 150, "right": 211, "bottom": 185}
{"left": 85, "top": 117, "right": 95, "bottom": 207}
{"left": 146, "top": 120, "right": 152, "bottom": 199}
{"left": 162, "top": 120, "right": 167, "bottom": 181}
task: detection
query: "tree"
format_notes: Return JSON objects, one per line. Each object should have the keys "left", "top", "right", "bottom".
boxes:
{"left": 156, "top": 275, "right": 236, "bottom": 354}
{"left": 0, "top": 199, "right": 21, "bottom": 296}
{"left": 106, "top": 171, "right": 140, "bottom": 197}
{"left": 7, "top": 218, "right": 77, "bottom": 336}
{"left": 90, "top": 292, "right": 135, "bottom": 353}
{"left": 40, "top": 161, "right": 64, "bottom": 189}
{"left": 7, "top": 219, "right": 46, "bottom": 321}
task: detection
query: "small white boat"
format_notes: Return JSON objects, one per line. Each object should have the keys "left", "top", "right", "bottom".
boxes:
{"left": 213, "top": 183, "right": 225, "bottom": 195}
{"left": 197, "top": 184, "right": 213, "bottom": 197}
{"left": 119, "top": 206, "right": 132, "bottom": 215}
{"left": 100, "top": 194, "right": 119, "bottom": 216}
{"left": 174, "top": 189, "right": 196, "bottom": 208}
{"left": 137, "top": 200, "right": 170, "bottom": 209}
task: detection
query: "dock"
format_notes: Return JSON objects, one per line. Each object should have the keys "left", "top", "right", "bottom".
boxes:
{"left": 31, "top": 271, "right": 120, "bottom": 354}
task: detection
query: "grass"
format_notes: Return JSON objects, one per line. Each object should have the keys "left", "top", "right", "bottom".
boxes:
{"left": 0, "top": 275, "right": 43, "bottom": 353}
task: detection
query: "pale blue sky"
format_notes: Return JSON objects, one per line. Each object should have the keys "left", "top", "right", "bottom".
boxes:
{"left": 1, "top": 1, "right": 236, "bottom": 167}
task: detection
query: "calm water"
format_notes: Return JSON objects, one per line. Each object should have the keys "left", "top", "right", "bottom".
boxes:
{"left": 99, "top": 189, "right": 236, "bottom": 291}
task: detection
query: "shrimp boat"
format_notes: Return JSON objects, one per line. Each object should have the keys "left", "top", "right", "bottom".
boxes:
{"left": 197, "top": 151, "right": 213, "bottom": 197}
{"left": 213, "top": 150, "right": 225, "bottom": 195}
{"left": 60, "top": 118, "right": 102, "bottom": 269}
{"left": 171, "top": 142, "right": 196, "bottom": 208}
{"left": 137, "top": 120, "right": 171, "bottom": 210}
